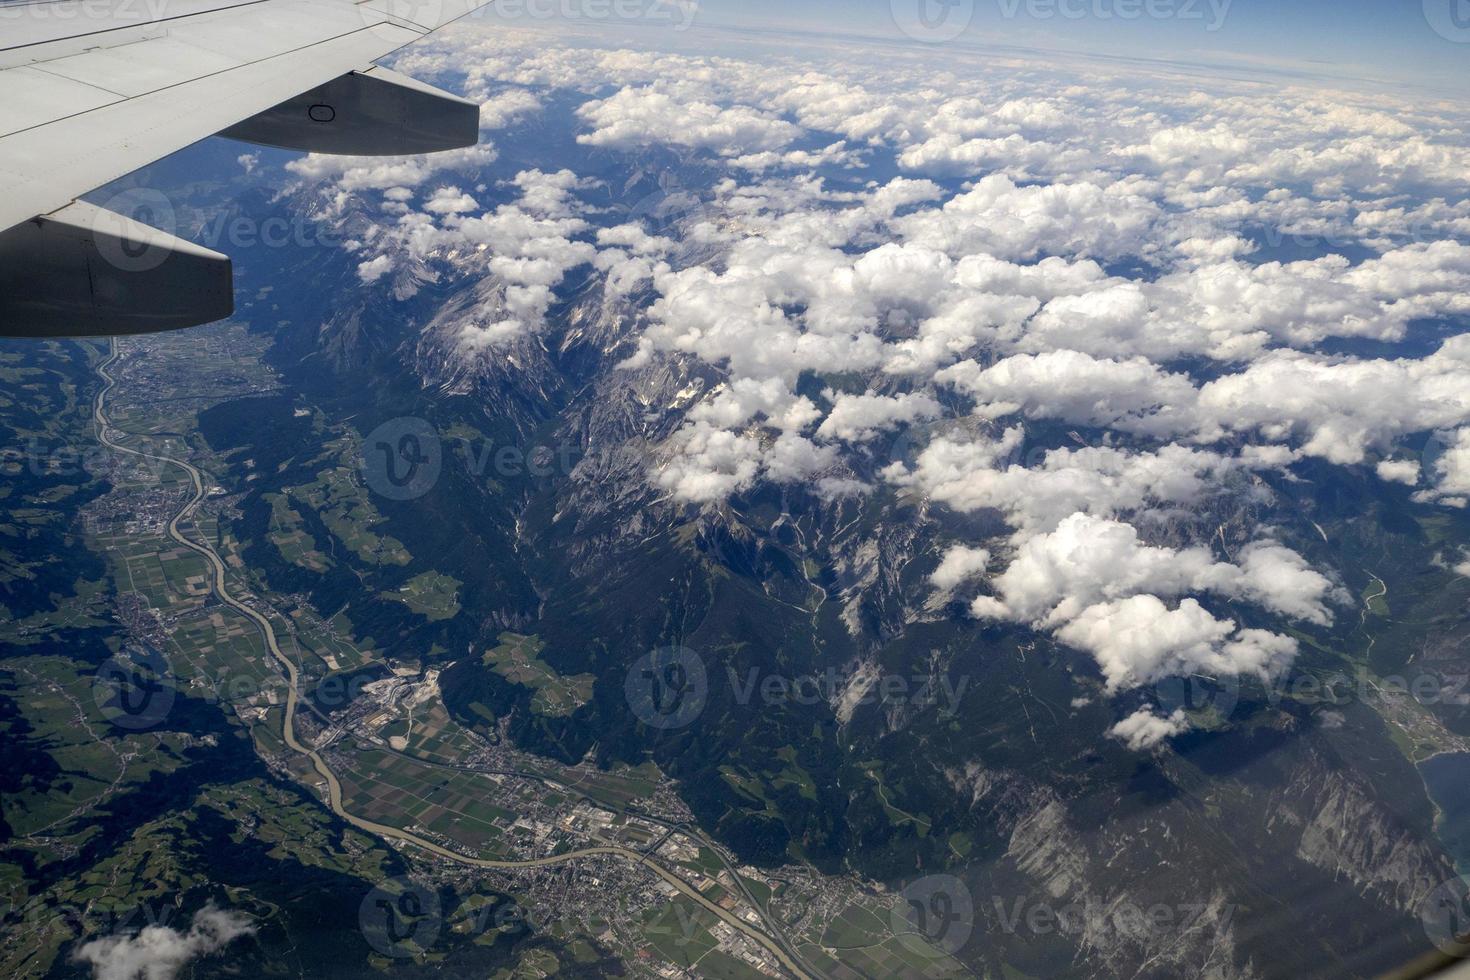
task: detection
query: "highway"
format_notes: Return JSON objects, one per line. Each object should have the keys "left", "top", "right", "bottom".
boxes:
{"left": 93, "top": 342, "right": 815, "bottom": 980}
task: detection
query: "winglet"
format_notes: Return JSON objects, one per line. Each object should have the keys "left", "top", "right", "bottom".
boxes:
{"left": 221, "top": 66, "right": 480, "bottom": 156}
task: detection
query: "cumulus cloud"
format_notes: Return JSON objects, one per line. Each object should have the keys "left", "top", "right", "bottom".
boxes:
{"left": 969, "top": 514, "right": 1336, "bottom": 629}
{"left": 656, "top": 422, "right": 762, "bottom": 503}
{"left": 286, "top": 143, "right": 499, "bottom": 194}
{"left": 477, "top": 88, "right": 541, "bottom": 129}
{"left": 886, "top": 434, "right": 1248, "bottom": 535}
{"left": 931, "top": 545, "right": 991, "bottom": 590}
{"left": 1377, "top": 459, "right": 1421, "bottom": 485}
{"left": 937, "top": 337, "right": 1470, "bottom": 469}
{"left": 424, "top": 186, "right": 479, "bottom": 215}
{"left": 938, "top": 351, "right": 1198, "bottom": 435}
{"left": 1110, "top": 707, "right": 1191, "bottom": 751}
{"left": 815, "top": 391, "right": 942, "bottom": 442}
{"left": 893, "top": 175, "right": 1162, "bottom": 263}
{"left": 729, "top": 141, "right": 863, "bottom": 173}
{"left": 577, "top": 86, "right": 800, "bottom": 156}
{"left": 653, "top": 424, "right": 837, "bottom": 502}
{"left": 346, "top": 167, "right": 598, "bottom": 344}
{"left": 1187, "top": 338, "right": 1470, "bottom": 464}
{"left": 961, "top": 514, "right": 1329, "bottom": 690}
{"left": 691, "top": 378, "right": 820, "bottom": 432}
{"left": 72, "top": 905, "right": 255, "bottom": 980}
{"left": 1414, "top": 428, "right": 1470, "bottom": 507}
{"left": 1056, "top": 596, "right": 1298, "bottom": 693}
{"left": 356, "top": 254, "right": 394, "bottom": 283}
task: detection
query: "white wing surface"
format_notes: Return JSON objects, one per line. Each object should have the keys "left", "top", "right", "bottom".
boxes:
{"left": 0, "top": 0, "right": 492, "bottom": 336}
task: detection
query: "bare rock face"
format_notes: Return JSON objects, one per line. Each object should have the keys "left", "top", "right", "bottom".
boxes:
{"left": 1286, "top": 759, "right": 1453, "bottom": 914}
{"left": 945, "top": 761, "right": 1258, "bottom": 979}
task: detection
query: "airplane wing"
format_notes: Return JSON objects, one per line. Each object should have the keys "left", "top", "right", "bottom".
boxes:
{"left": 0, "top": 0, "right": 494, "bottom": 337}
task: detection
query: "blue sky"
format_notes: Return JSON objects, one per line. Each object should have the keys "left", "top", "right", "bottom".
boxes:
{"left": 670, "top": 0, "right": 1470, "bottom": 94}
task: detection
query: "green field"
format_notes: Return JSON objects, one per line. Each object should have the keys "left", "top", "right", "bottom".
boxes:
{"left": 483, "top": 633, "right": 595, "bottom": 717}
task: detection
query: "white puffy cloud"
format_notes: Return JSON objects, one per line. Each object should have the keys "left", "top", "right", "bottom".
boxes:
{"left": 970, "top": 514, "right": 1336, "bottom": 629}
{"left": 938, "top": 351, "right": 1198, "bottom": 435}
{"left": 691, "top": 378, "right": 820, "bottom": 432}
{"left": 1232, "top": 541, "right": 1343, "bottom": 625}
{"left": 1110, "top": 707, "right": 1191, "bottom": 751}
{"left": 1039, "top": 242, "right": 1470, "bottom": 362}
{"left": 356, "top": 255, "right": 394, "bottom": 283}
{"left": 348, "top": 168, "right": 598, "bottom": 344}
{"left": 886, "top": 434, "right": 1249, "bottom": 535}
{"left": 1414, "top": 428, "right": 1470, "bottom": 508}
{"left": 1056, "top": 595, "right": 1298, "bottom": 693}
{"left": 286, "top": 143, "right": 499, "bottom": 194}
{"left": 815, "top": 391, "right": 942, "bottom": 442}
{"left": 1187, "top": 337, "right": 1470, "bottom": 464}
{"left": 477, "top": 88, "right": 541, "bottom": 129}
{"left": 931, "top": 337, "right": 1470, "bottom": 471}
{"left": 72, "top": 905, "right": 255, "bottom": 980}
{"left": 655, "top": 421, "right": 762, "bottom": 503}
{"left": 1376, "top": 459, "right": 1421, "bottom": 485}
{"left": 577, "top": 86, "right": 800, "bottom": 156}
{"left": 654, "top": 423, "right": 838, "bottom": 503}
{"left": 931, "top": 545, "right": 991, "bottom": 591}
{"left": 729, "top": 141, "right": 862, "bottom": 173}
{"left": 763, "top": 432, "right": 840, "bottom": 483}
{"left": 893, "top": 175, "right": 1163, "bottom": 263}
{"left": 424, "top": 186, "right": 479, "bottom": 215}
